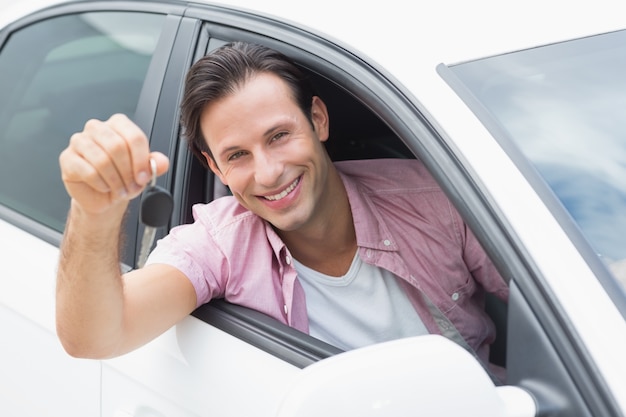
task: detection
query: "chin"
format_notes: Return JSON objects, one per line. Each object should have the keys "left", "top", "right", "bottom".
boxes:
{"left": 268, "top": 214, "right": 310, "bottom": 233}
{"left": 269, "top": 220, "right": 301, "bottom": 233}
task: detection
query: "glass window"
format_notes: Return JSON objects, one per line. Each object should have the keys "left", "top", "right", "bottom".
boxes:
{"left": 450, "top": 30, "right": 626, "bottom": 288}
{"left": 0, "top": 12, "right": 165, "bottom": 231}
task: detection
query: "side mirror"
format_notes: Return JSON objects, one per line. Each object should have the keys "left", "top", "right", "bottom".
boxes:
{"left": 276, "top": 335, "right": 536, "bottom": 417}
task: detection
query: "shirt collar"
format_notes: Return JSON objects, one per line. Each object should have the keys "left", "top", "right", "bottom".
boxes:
{"left": 264, "top": 221, "right": 289, "bottom": 259}
{"left": 338, "top": 169, "right": 398, "bottom": 252}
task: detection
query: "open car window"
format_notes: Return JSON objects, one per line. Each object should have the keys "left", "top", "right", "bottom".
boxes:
{"left": 175, "top": 21, "right": 509, "bottom": 369}
{"left": 184, "top": 32, "right": 418, "bottom": 367}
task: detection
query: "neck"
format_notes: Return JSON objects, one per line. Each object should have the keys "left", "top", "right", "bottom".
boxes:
{"left": 277, "top": 169, "right": 357, "bottom": 277}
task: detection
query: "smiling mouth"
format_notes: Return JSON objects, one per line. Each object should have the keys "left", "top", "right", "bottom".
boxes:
{"left": 263, "top": 177, "right": 300, "bottom": 201}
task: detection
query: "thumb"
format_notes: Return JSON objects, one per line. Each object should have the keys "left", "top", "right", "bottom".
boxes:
{"left": 149, "top": 152, "right": 170, "bottom": 178}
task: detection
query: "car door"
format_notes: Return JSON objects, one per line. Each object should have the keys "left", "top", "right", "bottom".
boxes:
{"left": 0, "top": 3, "right": 173, "bottom": 416}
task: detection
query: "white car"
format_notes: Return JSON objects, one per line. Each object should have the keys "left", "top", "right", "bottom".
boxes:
{"left": 1, "top": 0, "right": 625, "bottom": 416}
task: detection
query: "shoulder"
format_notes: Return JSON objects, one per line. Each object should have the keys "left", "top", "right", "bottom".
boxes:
{"left": 336, "top": 160, "right": 468, "bottom": 252}
{"left": 190, "top": 196, "right": 261, "bottom": 233}
{"left": 334, "top": 158, "right": 440, "bottom": 192}
{"left": 157, "top": 197, "right": 260, "bottom": 251}
{"left": 337, "top": 158, "right": 461, "bottom": 230}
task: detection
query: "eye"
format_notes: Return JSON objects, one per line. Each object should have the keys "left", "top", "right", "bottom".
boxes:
{"left": 228, "top": 150, "right": 247, "bottom": 161}
{"left": 270, "top": 131, "right": 288, "bottom": 142}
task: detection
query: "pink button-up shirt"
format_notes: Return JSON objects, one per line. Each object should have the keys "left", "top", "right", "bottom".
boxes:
{"left": 147, "top": 159, "right": 509, "bottom": 364}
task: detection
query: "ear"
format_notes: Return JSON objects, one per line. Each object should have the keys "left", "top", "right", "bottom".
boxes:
{"left": 310, "top": 96, "right": 329, "bottom": 143}
{"left": 203, "top": 151, "right": 228, "bottom": 185}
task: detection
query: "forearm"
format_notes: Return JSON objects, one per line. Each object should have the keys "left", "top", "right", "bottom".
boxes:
{"left": 56, "top": 199, "right": 129, "bottom": 358}
{"left": 56, "top": 114, "right": 172, "bottom": 357}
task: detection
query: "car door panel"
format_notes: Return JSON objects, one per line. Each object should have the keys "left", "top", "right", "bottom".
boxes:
{"left": 0, "top": 219, "right": 100, "bottom": 416}
{"left": 103, "top": 315, "right": 300, "bottom": 417}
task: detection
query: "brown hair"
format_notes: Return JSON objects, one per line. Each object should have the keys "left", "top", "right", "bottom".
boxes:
{"left": 180, "top": 41, "right": 317, "bottom": 168}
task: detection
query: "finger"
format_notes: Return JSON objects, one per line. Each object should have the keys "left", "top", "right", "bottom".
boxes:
{"left": 75, "top": 119, "right": 134, "bottom": 198}
{"left": 149, "top": 151, "right": 170, "bottom": 178}
{"left": 59, "top": 145, "right": 111, "bottom": 194}
{"left": 107, "top": 114, "right": 152, "bottom": 188}
{"left": 93, "top": 115, "right": 148, "bottom": 196}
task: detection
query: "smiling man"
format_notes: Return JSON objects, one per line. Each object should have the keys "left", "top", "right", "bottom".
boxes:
{"left": 56, "top": 42, "right": 508, "bottom": 380}
{"left": 198, "top": 71, "right": 354, "bottom": 277}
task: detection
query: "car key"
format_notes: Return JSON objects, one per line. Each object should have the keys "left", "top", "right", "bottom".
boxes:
{"left": 137, "top": 158, "right": 173, "bottom": 268}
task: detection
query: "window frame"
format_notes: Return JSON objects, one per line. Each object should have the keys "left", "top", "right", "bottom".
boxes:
{"left": 0, "top": 1, "right": 185, "bottom": 250}
{"left": 172, "top": 5, "right": 623, "bottom": 415}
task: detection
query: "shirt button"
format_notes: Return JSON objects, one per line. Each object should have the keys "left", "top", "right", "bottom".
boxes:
{"left": 366, "top": 249, "right": 372, "bottom": 258}
{"left": 451, "top": 292, "right": 460, "bottom": 301}
{"left": 383, "top": 239, "right": 391, "bottom": 246}
{"left": 285, "top": 256, "right": 291, "bottom": 265}
{"left": 283, "top": 304, "right": 288, "bottom": 315}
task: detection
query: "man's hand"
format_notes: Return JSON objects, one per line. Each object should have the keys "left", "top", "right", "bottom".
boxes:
{"left": 56, "top": 114, "right": 196, "bottom": 359}
{"left": 59, "top": 113, "right": 169, "bottom": 215}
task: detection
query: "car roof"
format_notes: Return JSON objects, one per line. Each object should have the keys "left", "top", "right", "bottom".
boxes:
{"left": 210, "top": 0, "right": 625, "bottom": 63}
{"left": 4, "top": 0, "right": 624, "bottom": 133}
{"left": 5, "top": 0, "right": 625, "bottom": 62}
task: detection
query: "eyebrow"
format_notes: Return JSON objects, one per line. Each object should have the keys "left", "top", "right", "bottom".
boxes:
{"left": 217, "top": 120, "right": 291, "bottom": 160}
{"left": 218, "top": 145, "right": 242, "bottom": 160}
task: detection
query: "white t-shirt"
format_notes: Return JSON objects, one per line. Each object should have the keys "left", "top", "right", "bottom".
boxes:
{"left": 294, "top": 254, "right": 428, "bottom": 350}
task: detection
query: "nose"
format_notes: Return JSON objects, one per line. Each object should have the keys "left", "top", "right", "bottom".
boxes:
{"left": 254, "top": 149, "right": 283, "bottom": 188}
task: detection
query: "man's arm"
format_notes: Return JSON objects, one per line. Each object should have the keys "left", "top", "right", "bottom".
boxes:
{"left": 56, "top": 114, "right": 196, "bottom": 359}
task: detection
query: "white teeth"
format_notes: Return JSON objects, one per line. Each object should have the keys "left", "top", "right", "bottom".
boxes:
{"left": 264, "top": 178, "right": 299, "bottom": 201}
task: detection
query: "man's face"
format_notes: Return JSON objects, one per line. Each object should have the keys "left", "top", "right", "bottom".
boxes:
{"left": 200, "top": 72, "right": 332, "bottom": 233}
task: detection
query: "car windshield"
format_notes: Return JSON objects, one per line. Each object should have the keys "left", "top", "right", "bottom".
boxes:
{"left": 450, "top": 29, "right": 626, "bottom": 289}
